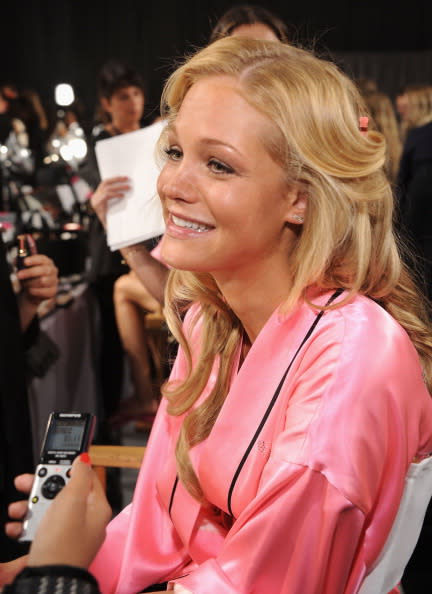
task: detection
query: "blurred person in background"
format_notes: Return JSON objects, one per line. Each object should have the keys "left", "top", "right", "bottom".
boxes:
{"left": 395, "top": 86, "right": 432, "bottom": 594}
{"left": 361, "top": 88, "right": 402, "bottom": 183}
{"left": 396, "top": 84, "right": 432, "bottom": 302}
{"left": 395, "top": 84, "right": 431, "bottom": 142}
{"left": 0, "top": 231, "right": 58, "bottom": 561}
{"left": 78, "top": 60, "right": 147, "bottom": 511}
{"left": 208, "top": 2, "right": 290, "bottom": 42}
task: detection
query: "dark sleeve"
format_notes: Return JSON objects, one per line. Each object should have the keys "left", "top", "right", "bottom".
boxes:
{"left": 78, "top": 139, "right": 101, "bottom": 190}
{"left": 21, "top": 314, "right": 40, "bottom": 351}
{"left": 396, "top": 131, "right": 416, "bottom": 216}
{"left": 2, "top": 566, "right": 101, "bottom": 594}
{"left": 78, "top": 130, "right": 111, "bottom": 190}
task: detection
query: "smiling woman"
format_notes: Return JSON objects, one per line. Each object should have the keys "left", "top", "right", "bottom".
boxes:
{"left": 87, "top": 37, "right": 432, "bottom": 594}
{"left": 157, "top": 75, "right": 303, "bottom": 316}
{"left": 4, "top": 36, "right": 432, "bottom": 594}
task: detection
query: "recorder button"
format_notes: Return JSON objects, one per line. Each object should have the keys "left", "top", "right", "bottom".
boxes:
{"left": 38, "top": 467, "right": 48, "bottom": 477}
{"left": 41, "top": 475, "right": 66, "bottom": 499}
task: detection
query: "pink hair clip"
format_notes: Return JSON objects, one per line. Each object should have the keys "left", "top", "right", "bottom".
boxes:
{"left": 359, "top": 116, "right": 369, "bottom": 136}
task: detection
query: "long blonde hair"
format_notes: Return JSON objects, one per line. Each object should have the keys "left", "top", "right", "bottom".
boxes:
{"left": 159, "top": 38, "right": 432, "bottom": 502}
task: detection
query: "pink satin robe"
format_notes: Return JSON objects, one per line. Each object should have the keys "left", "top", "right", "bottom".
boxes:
{"left": 90, "top": 291, "right": 432, "bottom": 593}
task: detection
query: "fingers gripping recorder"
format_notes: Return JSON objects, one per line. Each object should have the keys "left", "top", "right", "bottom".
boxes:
{"left": 19, "top": 412, "right": 96, "bottom": 542}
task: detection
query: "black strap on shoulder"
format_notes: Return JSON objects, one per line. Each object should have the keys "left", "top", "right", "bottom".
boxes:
{"left": 226, "top": 289, "right": 343, "bottom": 516}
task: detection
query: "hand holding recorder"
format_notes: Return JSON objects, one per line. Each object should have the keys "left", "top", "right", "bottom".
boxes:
{"left": 1, "top": 455, "right": 111, "bottom": 589}
{"left": 18, "top": 412, "right": 96, "bottom": 542}
{"left": 27, "top": 453, "right": 111, "bottom": 568}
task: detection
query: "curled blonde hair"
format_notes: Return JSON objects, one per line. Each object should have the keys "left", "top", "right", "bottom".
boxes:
{"left": 159, "top": 38, "right": 432, "bottom": 502}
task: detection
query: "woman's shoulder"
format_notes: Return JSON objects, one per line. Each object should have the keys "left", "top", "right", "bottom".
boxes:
{"left": 320, "top": 292, "right": 409, "bottom": 340}
{"left": 299, "top": 292, "right": 430, "bottom": 431}
{"left": 290, "top": 293, "right": 432, "bottom": 506}
{"left": 299, "top": 291, "right": 420, "bottom": 376}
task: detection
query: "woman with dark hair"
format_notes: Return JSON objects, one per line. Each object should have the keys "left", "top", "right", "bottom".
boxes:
{"left": 95, "top": 59, "right": 146, "bottom": 135}
{"left": 81, "top": 59, "right": 146, "bottom": 188}
{"left": 209, "top": 3, "right": 290, "bottom": 43}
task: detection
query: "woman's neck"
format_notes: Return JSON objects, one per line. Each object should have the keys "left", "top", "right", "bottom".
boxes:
{"left": 216, "top": 272, "right": 292, "bottom": 344}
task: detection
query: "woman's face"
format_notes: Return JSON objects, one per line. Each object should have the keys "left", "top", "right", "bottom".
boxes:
{"left": 102, "top": 85, "right": 144, "bottom": 127}
{"left": 157, "top": 75, "right": 303, "bottom": 284}
{"left": 230, "top": 22, "right": 279, "bottom": 41}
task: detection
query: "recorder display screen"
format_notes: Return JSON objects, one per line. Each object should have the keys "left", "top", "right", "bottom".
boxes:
{"left": 46, "top": 419, "right": 85, "bottom": 451}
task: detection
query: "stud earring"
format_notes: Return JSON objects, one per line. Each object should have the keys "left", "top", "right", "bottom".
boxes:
{"left": 293, "top": 215, "right": 304, "bottom": 224}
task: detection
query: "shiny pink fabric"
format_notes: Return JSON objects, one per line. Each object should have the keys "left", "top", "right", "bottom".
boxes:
{"left": 90, "top": 292, "right": 432, "bottom": 593}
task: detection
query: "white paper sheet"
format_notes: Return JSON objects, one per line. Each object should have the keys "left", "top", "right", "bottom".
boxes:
{"left": 95, "top": 120, "right": 166, "bottom": 250}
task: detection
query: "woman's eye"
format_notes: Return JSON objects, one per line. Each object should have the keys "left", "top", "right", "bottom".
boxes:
{"left": 208, "top": 159, "right": 234, "bottom": 174}
{"left": 164, "top": 147, "right": 182, "bottom": 161}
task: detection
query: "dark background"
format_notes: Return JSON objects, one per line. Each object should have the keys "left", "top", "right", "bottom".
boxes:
{"left": 1, "top": 0, "right": 432, "bottom": 129}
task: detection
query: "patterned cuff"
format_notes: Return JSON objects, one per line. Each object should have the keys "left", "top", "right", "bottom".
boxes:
{"left": 3, "top": 565, "right": 100, "bottom": 594}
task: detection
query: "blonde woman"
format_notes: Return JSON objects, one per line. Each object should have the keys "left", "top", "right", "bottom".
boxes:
{"left": 5, "top": 38, "right": 432, "bottom": 594}
{"left": 89, "top": 37, "right": 432, "bottom": 594}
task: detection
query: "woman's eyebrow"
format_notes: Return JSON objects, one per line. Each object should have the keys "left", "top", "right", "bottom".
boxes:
{"left": 166, "top": 125, "right": 242, "bottom": 156}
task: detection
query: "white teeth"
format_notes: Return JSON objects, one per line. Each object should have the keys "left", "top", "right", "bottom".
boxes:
{"left": 172, "top": 214, "right": 211, "bottom": 232}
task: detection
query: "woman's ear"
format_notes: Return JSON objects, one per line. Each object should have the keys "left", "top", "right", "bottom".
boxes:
{"left": 285, "top": 186, "right": 308, "bottom": 226}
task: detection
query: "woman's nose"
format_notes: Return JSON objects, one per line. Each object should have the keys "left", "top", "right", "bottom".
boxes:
{"left": 158, "top": 163, "right": 195, "bottom": 204}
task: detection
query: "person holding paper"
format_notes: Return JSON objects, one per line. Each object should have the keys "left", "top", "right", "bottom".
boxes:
{"left": 92, "top": 117, "right": 169, "bottom": 428}
{"left": 80, "top": 59, "right": 147, "bottom": 443}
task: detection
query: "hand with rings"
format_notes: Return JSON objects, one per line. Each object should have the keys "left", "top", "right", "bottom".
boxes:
{"left": 90, "top": 176, "right": 131, "bottom": 228}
